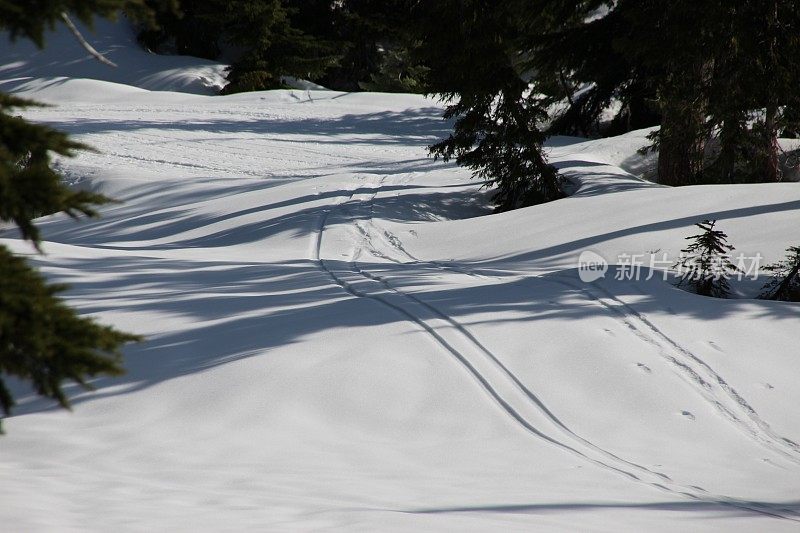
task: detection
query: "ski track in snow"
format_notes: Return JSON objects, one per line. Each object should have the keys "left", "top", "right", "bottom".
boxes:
{"left": 355, "top": 197, "right": 800, "bottom": 470}
{"left": 310, "top": 174, "right": 800, "bottom": 523}
{"left": 5, "top": 21, "right": 800, "bottom": 530}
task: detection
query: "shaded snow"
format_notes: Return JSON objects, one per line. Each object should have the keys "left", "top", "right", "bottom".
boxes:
{"left": 1, "top": 19, "right": 800, "bottom": 533}
{"left": 0, "top": 16, "right": 227, "bottom": 95}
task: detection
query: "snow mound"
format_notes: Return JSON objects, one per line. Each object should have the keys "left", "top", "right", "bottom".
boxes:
{"left": 0, "top": 16, "right": 227, "bottom": 95}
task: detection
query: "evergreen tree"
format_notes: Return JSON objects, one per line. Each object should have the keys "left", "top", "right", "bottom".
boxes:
{"left": 0, "top": 2, "right": 149, "bottom": 433}
{"left": 137, "top": 0, "right": 220, "bottom": 59}
{"left": 619, "top": 1, "right": 724, "bottom": 186}
{"left": 520, "top": 1, "right": 709, "bottom": 184}
{"left": 532, "top": 0, "right": 800, "bottom": 186}
{"left": 357, "top": 44, "right": 428, "bottom": 93}
{"left": 704, "top": 1, "right": 800, "bottom": 184}
{"left": 674, "top": 220, "right": 739, "bottom": 298}
{"left": 760, "top": 246, "right": 800, "bottom": 301}
{"left": 139, "top": 0, "right": 339, "bottom": 93}
{"left": 289, "top": 0, "right": 381, "bottom": 91}
{"left": 631, "top": 0, "right": 800, "bottom": 186}
{"left": 528, "top": 1, "right": 660, "bottom": 138}
{"left": 289, "top": 0, "right": 425, "bottom": 93}
{"left": 415, "top": 0, "right": 563, "bottom": 211}
{"left": 220, "top": 0, "right": 338, "bottom": 94}
{"left": 0, "top": 246, "right": 138, "bottom": 433}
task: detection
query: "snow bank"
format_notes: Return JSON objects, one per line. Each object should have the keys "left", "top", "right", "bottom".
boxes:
{"left": 0, "top": 16, "right": 227, "bottom": 95}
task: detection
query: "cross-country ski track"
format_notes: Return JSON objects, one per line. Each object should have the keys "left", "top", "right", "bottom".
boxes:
{"left": 2, "top": 20, "right": 800, "bottom": 530}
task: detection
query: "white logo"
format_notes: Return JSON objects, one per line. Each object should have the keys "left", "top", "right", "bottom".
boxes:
{"left": 578, "top": 250, "right": 608, "bottom": 283}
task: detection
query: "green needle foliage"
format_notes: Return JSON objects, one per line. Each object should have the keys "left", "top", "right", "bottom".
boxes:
{"left": 760, "top": 246, "right": 800, "bottom": 301}
{"left": 220, "top": 0, "right": 338, "bottom": 94}
{"left": 674, "top": 220, "right": 739, "bottom": 298}
{"left": 415, "top": 0, "right": 563, "bottom": 212}
{"left": 0, "top": 247, "right": 138, "bottom": 430}
{"left": 0, "top": 1, "right": 152, "bottom": 433}
{"left": 0, "top": 96, "right": 111, "bottom": 244}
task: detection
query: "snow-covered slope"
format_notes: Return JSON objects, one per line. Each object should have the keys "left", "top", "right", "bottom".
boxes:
{"left": 0, "top": 16, "right": 227, "bottom": 94}
{"left": 2, "top": 24, "right": 800, "bottom": 533}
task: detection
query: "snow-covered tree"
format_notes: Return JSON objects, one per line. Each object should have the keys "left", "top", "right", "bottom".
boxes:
{"left": 674, "top": 220, "right": 739, "bottom": 298}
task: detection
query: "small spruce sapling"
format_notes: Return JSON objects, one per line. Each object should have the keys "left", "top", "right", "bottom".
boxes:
{"left": 674, "top": 220, "right": 739, "bottom": 298}
{"left": 760, "top": 246, "right": 800, "bottom": 301}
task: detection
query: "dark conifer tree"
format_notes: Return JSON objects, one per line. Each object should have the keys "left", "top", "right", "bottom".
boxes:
{"left": 704, "top": 1, "right": 800, "bottom": 184}
{"left": 139, "top": 0, "right": 338, "bottom": 93}
{"left": 760, "top": 246, "right": 800, "bottom": 302}
{"left": 220, "top": 0, "right": 337, "bottom": 93}
{"left": 674, "top": 220, "right": 739, "bottom": 298}
{"left": 290, "top": 0, "right": 381, "bottom": 91}
{"left": 617, "top": 0, "right": 726, "bottom": 186}
{"left": 289, "top": 0, "right": 424, "bottom": 93}
{"left": 531, "top": 0, "right": 800, "bottom": 187}
{"left": 528, "top": 1, "right": 660, "bottom": 138}
{"left": 415, "top": 0, "right": 562, "bottom": 211}
{"left": 137, "top": 0, "right": 221, "bottom": 59}
{"left": 0, "top": 2, "right": 149, "bottom": 432}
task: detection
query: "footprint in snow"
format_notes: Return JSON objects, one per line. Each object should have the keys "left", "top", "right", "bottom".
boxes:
{"left": 636, "top": 363, "right": 652, "bottom": 373}
{"left": 763, "top": 383, "right": 775, "bottom": 390}
{"left": 707, "top": 341, "right": 723, "bottom": 352}
{"left": 681, "top": 411, "right": 695, "bottom": 421}
{"left": 761, "top": 458, "right": 783, "bottom": 469}
{"left": 603, "top": 328, "right": 616, "bottom": 337}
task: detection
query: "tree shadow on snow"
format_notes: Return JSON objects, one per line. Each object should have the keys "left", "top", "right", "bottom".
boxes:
{"left": 6, "top": 193, "right": 799, "bottom": 420}
{"left": 36, "top": 107, "right": 454, "bottom": 148}
{"left": 31, "top": 184, "right": 490, "bottom": 248}
{"left": 394, "top": 498, "right": 800, "bottom": 519}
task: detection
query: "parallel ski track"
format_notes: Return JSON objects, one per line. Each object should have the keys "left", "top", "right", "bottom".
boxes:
{"left": 359, "top": 202, "right": 800, "bottom": 468}
{"left": 309, "top": 176, "right": 799, "bottom": 523}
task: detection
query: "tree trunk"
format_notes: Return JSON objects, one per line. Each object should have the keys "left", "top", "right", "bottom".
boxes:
{"left": 763, "top": 104, "right": 781, "bottom": 182}
{"left": 657, "top": 61, "right": 708, "bottom": 186}
{"left": 762, "top": 0, "right": 781, "bottom": 183}
{"left": 716, "top": 114, "right": 742, "bottom": 183}
{"left": 657, "top": 102, "right": 706, "bottom": 186}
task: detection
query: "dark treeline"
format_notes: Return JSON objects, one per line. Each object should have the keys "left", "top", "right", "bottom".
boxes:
{"left": 137, "top": 0, "right": 424, "bottom": 93}
{"left": 140, "top": 0, "right": 800, "bottom": 211}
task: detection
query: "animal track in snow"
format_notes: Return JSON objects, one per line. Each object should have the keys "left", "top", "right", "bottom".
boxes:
{"left": 708, "top": 341, "right": 723, "bottom": 352}
{"left": 311, "top": 180, "right": 800, "bottom": 523}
